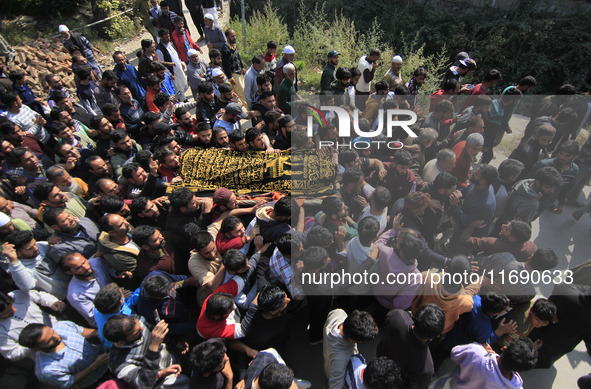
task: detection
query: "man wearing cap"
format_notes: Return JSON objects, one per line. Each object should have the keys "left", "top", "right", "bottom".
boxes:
{"left": 275, "top": 45, "right": 296, "bottom": 92}
{"left": 273, "top": 115, "right": 295, "bottom": 151}
{"left": 59, "top": 25, "right": 102, "bottom": 77}
{"left": 202, "top": 0, "right": 219, "bottom": 26}
{"left": 213, "top": 103, "right": 247, "bottom": 134}
{"left": 203, "top": 13, "right": 226, "bottom": 50}
{"left": 221, "top": 29, "right": 247, "bottom": 107}
{"left": 278, "top": 63, "right": 298, "bottom": 115}
{"left": 186, "top": 49, "right": 208, "bottom": 99}
{"left": 383, "top": 55, "right": 403, "bottom": 91}
{"left": 321, "top": 50, "right": 340, "bottom": 92}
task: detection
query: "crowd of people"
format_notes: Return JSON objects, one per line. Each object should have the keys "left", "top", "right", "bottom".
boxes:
{"left": 0, "top": 1, "right": 591, "bottom": 388}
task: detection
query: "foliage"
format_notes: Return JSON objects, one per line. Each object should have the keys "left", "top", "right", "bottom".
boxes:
{"left": 231, "top": 0, "right": 591, "bottom": 93}
{"left": 92, "top": 0, "right": 141, "bottom": 40}
{"left": 232, "top": 1, "right": 447, "bottom": 93}
{"left": 227, "top": 2, "right": 289, "bottom": 67}
{"left": 4, "top": 0, "right": 83, "bottom": 16}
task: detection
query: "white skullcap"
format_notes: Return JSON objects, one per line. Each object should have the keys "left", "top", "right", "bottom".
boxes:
{"left": 466, "top": 133, "right": 485, "bottom": 146}
{"left": 187, "top": 49, "right": 199, "bottom": 58}
{"left": 204, "top": 13, "right": 214, "bottom": 20}
{"left": 0, "top": 212, "right": 10, "bottom": 227}
{"left": 211, "top": 68, "right": 224, "bottom": 77}
{"left": 283, "top": 45, "right": 295, "bottom": 54}
{"left": 392, "top": 55, "right": 403, "bottom": 63}
{"left": 58, "top": 25, "right": 69, "bottom": 33}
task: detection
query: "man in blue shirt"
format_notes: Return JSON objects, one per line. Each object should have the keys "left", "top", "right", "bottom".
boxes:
{"left": 94, "top": 282, "right": 139, "bottom": 349}
{"left": 18, "top": 320, "right": 108, "bottom": 388}
{"left": 62, "top": 252, "right": 112, "bottom": 327}
{"left": 113, "top": 51, "right": 147, "bottom": 105}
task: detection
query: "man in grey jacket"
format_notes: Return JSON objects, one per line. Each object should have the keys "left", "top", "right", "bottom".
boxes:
{"left": 500, "top": 166, "right": 563, "bottom": 225}
{"left": 323, "top": 309, "right": 378, "bottom": 389}
{"left": 44, "top": 207, "right": 100, "bottom": 264}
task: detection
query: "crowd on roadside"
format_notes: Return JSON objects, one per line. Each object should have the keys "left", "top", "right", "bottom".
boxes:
{"left": 1, "top": 0, "right": 591, "bottom": 388}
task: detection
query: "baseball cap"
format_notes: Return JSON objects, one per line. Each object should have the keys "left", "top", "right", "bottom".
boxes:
{"left": 226, "top": 103, "right": 247, "bottom": 119}
{"left": 327, "top": 50, "right": 340, "bottom": 58}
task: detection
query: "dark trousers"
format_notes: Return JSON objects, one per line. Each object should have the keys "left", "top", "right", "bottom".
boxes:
{"left": 185, "top": 0, "right": 205, "bottom": 37}
{"left": 307, "top": 295, "right": 334, "bottom": 342}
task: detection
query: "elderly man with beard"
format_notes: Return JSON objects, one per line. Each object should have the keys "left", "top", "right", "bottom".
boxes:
{"left": 97, "top": 214, "right": 140, "bottom": 276}
{"left": 186, "top": 49, "right": 208, "bottom": 100}
{"left": 62, "top": 251, "right": 113, "bottom": 327}
{"left": 46, "top": 165, "right": 88, "bottom": 199}
{"left": 33, "top": 182, "right": 87, "bottom": 225}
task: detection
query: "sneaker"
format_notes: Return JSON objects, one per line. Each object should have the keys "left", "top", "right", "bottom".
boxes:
{"left": 294, "top": 378, "right": 312, "bottom": 389}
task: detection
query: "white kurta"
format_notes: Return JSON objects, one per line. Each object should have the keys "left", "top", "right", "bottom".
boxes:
{"left": 157, "top": 42, "right": 189, "bottom": 100}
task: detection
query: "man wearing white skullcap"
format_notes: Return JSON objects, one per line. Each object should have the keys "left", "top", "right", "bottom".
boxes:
{"left": 58, "top": 24, "right": 102, "bottom": 77}
{"left": 275, "top": 45, "right": 297, "bottom": 92}
{"left": 203, "top": 13, "right": 226, "bottom": 50}
{"left": 202, "top": 0, "right": 219, "bottom": 27}
{"left": 383, "top": 55, "right": 404, "bottom": 91}
{"left": 186, "top": 49, "right": 208, "bottom": 99}
{"left": 211, "top": 67, "right": 226, "bottom": 98}
{"left": 0, "top": 211, "right": 31, "bottom": 244}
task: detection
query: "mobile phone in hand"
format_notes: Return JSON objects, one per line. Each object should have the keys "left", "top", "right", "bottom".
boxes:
{"left": 154, "top": 309, "right": 161, "bottom": 323}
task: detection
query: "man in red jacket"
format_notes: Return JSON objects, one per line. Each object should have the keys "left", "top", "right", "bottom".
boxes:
{"left": 171, "top": 16, "right": 202, "bottom": 62}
